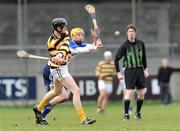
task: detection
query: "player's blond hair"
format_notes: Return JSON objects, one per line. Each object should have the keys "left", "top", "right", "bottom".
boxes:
{"left": 70, "top": 28, "right": 84, "bottom": 38}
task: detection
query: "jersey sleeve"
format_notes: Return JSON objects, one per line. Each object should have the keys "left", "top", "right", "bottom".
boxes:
{"left": 95, "top": 61, "right": 102, "bottom": 77}
{"left": 47, "top": 37, "right": 59, "bottom": 57}
{"left": 70, "top": 45, "right": 89, "bottom": 54}
{"left": 112, "top": 62, "right": 116, "bottom": 75}
{"left": 114, "top": 44, "right": 126, "bottom": 72}
{"left": 70, "top": 43, "right": 95, "bottom": 54}
{"left": 142, "top": 42, "right": 147, "bottom": 69}
{"left": 171, "top": 67, "right": 180, "bottom": 72}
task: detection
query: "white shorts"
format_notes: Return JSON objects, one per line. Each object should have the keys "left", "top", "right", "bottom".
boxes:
{"left": 50, "top": 65, "right": 70, "bottom": 81}
{"left": 98, "top": 80, "right": 113, "bottom": 93}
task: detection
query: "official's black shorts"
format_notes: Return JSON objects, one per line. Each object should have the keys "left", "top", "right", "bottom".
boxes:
{"left": 124, "top": 68, "right": 146, "bottom": 90}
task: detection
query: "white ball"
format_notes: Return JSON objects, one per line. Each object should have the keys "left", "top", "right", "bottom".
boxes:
{"left": 115, "top": 31, "right": 120, "bottom": 36}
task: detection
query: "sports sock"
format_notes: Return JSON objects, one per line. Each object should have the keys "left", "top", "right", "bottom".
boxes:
{"left": 136, "top": 99, "right": 144, "bottom": 113}
{"left": 41, "top": 102, "right": 53, "bottom": 118}
{"left": 97, "top": 105, "right": 101, "bottom": 109}
{"left": 124, "top": 99, "right": 130, "bottom": 114}
{"left": 76, "top": 107, "right": 86, "bottom": 123}
{"left": 37, "top": 99, "right": 48, "bottom": 112}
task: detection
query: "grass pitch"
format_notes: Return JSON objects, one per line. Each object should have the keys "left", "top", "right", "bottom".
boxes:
{"left": 0, "top": 101, "right": 180, "bottom": 131}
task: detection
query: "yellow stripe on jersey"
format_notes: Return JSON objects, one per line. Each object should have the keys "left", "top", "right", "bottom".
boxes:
{"left": 47, "top": 36, "right": 60, "bottom": 49}
{"left": 101, "top": 64, "right": 114, "bottom": 68}
{"left": 47, "top": 33, "right": 71, "bottom": 68}
{"left": 95, "top": 60, "right": 116, "bottom": 83}
{"left": 57, "top": 44, "right": 70, "bottom": 53}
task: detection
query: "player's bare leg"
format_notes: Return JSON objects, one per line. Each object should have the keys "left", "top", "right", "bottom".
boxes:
{"left": 61, "top": 75, "right": 96, "bottom": 124}
{"left": 33, "top": 79, "right": 63, "bottom": 125}
{"left": 97, "top": 89, "right": 106, "bottom": 113}
{"left": 41, "top": 87, "right": 69, "bottom": 119}
{"left": 49, "top": 88, "right": 69, "bottom": 105}
{"left": 38, "top": 79, "right": 63, "bottom": 110}
{"left": 100, "top": 91, "right": 110, "bottom": 112}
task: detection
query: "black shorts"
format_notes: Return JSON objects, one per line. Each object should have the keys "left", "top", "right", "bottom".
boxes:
{"left": 124, "top": 68, "right": 146, "bottom": 90}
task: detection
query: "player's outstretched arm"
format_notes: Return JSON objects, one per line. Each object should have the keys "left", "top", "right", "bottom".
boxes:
{"left": 86, "top": 39, "right": 102, "bottom": 52}
{"left": 91, "top": 29, "right": 98, "bottom": 43}
{"left": 70, "top": 39, "right": 102, "bottom": 54}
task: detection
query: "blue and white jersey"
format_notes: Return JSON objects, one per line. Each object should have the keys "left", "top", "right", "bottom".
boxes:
{"left": 69, "top": 40, "right": 95, "bottom": 58}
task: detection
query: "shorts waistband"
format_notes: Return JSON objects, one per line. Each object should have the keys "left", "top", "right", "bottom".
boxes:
{"left": 50, "top": 66, "right": 58, "bottom": 69}
{"left": 126, "top": 67, "right": 143, "bottom": 69}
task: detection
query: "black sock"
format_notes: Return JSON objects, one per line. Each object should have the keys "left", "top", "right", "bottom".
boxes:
{"left": 124, "top": 99, "right": 130, "bottom": 114}
{"left": 136, "top": 99, "right": 144, "bottom": 113}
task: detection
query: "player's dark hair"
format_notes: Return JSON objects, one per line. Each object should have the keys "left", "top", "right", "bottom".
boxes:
{"left": 52, "top": 18, "right": 68, "bottom": 32}
{"left": 126, "top": 24, "right": 137, "bottom": 32}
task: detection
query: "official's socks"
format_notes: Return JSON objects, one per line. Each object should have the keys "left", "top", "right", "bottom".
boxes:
{"left": 136, "top": 99, "right": 144, "bottom": 113}
{"left": 124, "top": 99, "right": 130, "bottom": 114}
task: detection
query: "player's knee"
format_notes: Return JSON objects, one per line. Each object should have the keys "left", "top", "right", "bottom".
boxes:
{"left": 54, "top": 90, "right": 62, "bottom": 96}
{"left": 100, "top": 94, "right": 106, "bottom": 99}
{"left": 51, "top": 89, "right": 55, "bottom": 95}
{"left": 104, "top": 94, "right": 109, "bottom": 100}
{"left": 126, "top": 90, "right": 132, "bottom": 95}
{"left": 62, "top": 92, "right": 69, "bottom": 100}
{"left": 103, "top": 92, "right": 109, "bottom": 98}
{"left": 124, "top": 90, "right": 133, "bottom": 99}
{"left": 138, "top": 93, "right": 145, "bottom": 99}
{"left": 72, "top": 87, "right": 80, "bottom": 96}
{"left": 138, "top": 95, "right": 144, "bottom": 99}
{"left": 138, "top": 90, "right": 145, "bottom": 99}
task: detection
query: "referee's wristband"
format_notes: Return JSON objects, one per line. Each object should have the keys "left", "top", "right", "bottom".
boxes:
{"left": 144, "top": 68, "right": 148, "bottom": 70}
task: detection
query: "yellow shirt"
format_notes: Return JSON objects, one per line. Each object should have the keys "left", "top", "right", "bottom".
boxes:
{"left": 95, "top": 60, "right": 116, "bottom": 83}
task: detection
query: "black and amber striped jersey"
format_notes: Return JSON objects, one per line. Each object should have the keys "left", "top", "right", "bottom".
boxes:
{"left": 47, "top": 32, "right": 71, "bottom": 68}
{"left": 95, "top": 60, "right": 116, "bottom": 83}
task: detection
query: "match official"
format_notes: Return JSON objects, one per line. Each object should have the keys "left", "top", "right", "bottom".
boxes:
{"left": 114, "top": 24, "right": 149, "bottom": 121}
